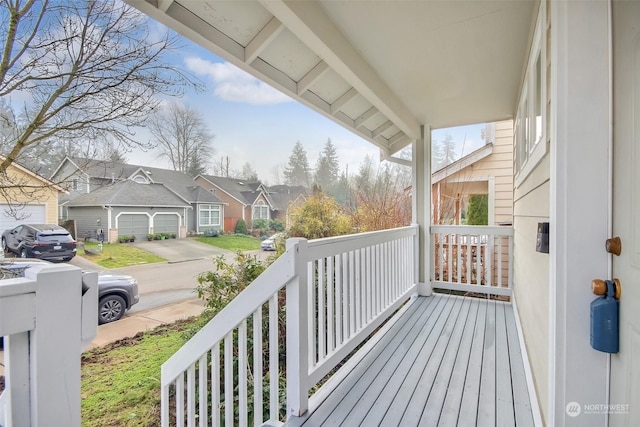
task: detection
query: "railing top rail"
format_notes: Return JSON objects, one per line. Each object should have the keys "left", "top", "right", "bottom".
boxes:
{"left": 161, "top": 247, "right": 296, "bottom": 384}
{"left": 0, "top": 277, "right": 36, "bottom": 297}
{"left": 305, "top": 225, "right": 418, "bottom": 259}
{"left": 430, "top": 224, "right": 514, "bottom": 236}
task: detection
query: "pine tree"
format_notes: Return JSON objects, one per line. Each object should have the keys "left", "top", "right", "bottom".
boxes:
{"left": 432, "top": 133, "right": 457, "bottom": 171}
{"left": 314, "top": 138, "right": 340, "bottom": 189}
{"left": 284, "top": 141, "right": 311, "bottom": 187}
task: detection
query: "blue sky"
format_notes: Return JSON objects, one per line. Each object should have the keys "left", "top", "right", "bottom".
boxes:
{"left": 128, "top": 19, "right": 486, "bottom": 184}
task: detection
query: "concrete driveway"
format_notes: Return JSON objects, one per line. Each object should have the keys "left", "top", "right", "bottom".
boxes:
{"left": 128, "top": 237, "right": 231, "bottom": 262}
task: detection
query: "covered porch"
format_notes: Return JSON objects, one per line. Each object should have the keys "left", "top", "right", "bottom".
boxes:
{"left": 288, "top": 294, "right": 533, "bottom": 427}
{"left": 159, "top": 225, "right": 534, "bottom": 426}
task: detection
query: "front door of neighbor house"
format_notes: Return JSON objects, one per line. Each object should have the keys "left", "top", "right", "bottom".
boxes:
{"left": 610, "top": 1, "right": 640, "bottom": 425}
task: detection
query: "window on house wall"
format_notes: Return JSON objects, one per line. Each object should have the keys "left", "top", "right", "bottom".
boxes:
{"left": 253, "top": 200, "right": 269, "bottom": 220}
{"left": 199, "top": 204, "right": 220, "bottom": 226}
{"left": 72, "top": 178, "right": 79, "bottom": 191}
{"left": 515, "top": 1, "right": 547, "bottom": 187}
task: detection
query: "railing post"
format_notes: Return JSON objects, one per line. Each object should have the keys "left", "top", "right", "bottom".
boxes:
{"left": 286, "top": 237, "right": 309, "bottom": 418}
{"left": 29, "top": 264, "right": 85, "bottom": 427}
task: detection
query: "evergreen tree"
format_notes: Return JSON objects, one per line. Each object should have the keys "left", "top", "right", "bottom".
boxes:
{"left": 467, "top": 194, "right": 489, "bottom": 225}
{"left": 284, "top": 141, "right": 311, "bottom": 187}
{"left": 314, "top": 139, "right": 340, "bottom": 189}
{"left": 432, "top": 133, "right": 457, "bottom": 171}
{"left": 240, "top": 162, "right": 258, "bottom": 181}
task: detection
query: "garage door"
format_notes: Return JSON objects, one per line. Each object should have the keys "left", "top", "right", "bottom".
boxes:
{"left": 0, "top": 204, "right": 46, "bottom": 233}
{"left": 153, "top": 214, "right": 179, "bottom": 235}
{"left": 117, "top": 214, "right": 149, "bottom": 241}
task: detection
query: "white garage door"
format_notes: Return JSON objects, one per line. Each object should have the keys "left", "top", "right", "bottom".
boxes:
{"left": 153, "top": 214, "right": 179, "bottom": 235}
{"left": 0, "top": 204, "right": 46, "bottom": 233}
{"left": 117, "top": 214, "right": 149, "bottom": 241}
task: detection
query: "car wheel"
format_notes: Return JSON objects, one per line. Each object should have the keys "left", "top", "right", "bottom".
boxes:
{"left": 98, "top": 295, "right": 126, "bottom": 324}
{"left": 20, "top": 248, "right": 29, "bottom": 258}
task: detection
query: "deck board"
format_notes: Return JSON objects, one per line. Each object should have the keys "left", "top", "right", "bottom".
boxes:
{"left": 295, "top": 294, "right": 534, "bottom": 427}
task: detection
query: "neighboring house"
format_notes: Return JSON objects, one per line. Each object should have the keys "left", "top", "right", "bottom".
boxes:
{"left": 52, "top": 159, "right": 225, "bottom": 240}
{"left": 66, "top": 180, "right": 191, "bottom": 242}
{"left": 195, "top": 175, "right": 308, "bottom": 231}
{"left": 0, "top": 160, "right": 65, "bottom": 233}
{"left": 266, "top": 185, "right": 307, "bottom": 228}
{"left": 50, "top": 157, "right": 139, "bottom": 219}
{"left": 195, "top": 175, "right": 276, "bottom": 231}
{"left": 432, "top": 120, "right": 513, "bottom": 225}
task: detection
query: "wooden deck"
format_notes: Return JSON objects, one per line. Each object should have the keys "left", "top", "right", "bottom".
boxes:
{"left": 288, "top": 294, "right": 534, "bottom": 427}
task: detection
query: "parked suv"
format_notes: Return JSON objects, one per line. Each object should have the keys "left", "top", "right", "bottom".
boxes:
{"left": 0, "top": 259, "right": 139, "bottom": 324}
{"left": 2, "top": 224, "right": 76, "bottom": 262}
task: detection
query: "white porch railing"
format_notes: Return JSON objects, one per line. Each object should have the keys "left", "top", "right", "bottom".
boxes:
{"left": 0, "top": 264, "right": 98, "bottom": 427}
{"left": 430, "top": 225, "right": 514, "bottom": 297}
{"left": 160, "top": 225, "right": 418, "bottom": 426}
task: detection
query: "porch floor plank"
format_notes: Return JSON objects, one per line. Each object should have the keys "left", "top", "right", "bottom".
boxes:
{"left": 293, "top": 293, "right": 534, "bottom": 427}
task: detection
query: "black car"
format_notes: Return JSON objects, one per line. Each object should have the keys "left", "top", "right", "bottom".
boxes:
{"left": 2, "top": 224, "right": 76, "bottom": 261}
{"left": 0, "top": 259, "right": 139, "bottom": 324}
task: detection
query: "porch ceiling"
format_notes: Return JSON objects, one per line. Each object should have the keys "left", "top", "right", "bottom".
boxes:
{"left": 130, "top": 0, "right": 536, "bottom": 154}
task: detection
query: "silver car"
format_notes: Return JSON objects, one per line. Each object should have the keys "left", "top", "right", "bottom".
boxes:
{"left": 0, "top": 259, "right": 139, "bottom": 324}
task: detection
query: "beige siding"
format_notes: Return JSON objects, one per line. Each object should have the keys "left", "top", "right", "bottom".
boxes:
{"left": 433, "top": 120, "right": 514, "bottom": 225}
{"left": 4, "top": 165, "right": 60, "bottom": 224}
{"left": 512, "top": 4, "right": 551, "bottom": 421}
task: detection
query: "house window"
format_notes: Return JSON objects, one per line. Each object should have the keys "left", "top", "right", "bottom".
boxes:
{"left": 72, "top": 178, "right": 80, "bottom": 191}
{"left": 199, "top": 204, "right": 220, "bottom": 226}
{"left": 515, "top": 2, "right": 548, "bottom": 187}
{"left": 253, "top": 200, "right": 269, "bottom": 220}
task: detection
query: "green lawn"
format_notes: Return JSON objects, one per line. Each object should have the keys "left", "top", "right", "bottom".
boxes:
{"left": 195, "top": 234, "right": 261, "bottom": 251}
{"left": 79, "top": 242, "right": 166, "bottom": 268}
{"left": 81, "top": 319, "right": 201, "bottom": 427}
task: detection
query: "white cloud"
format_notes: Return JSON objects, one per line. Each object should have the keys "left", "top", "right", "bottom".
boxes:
{"left": 184, "top": 57, "right": 291, "bottom": 105}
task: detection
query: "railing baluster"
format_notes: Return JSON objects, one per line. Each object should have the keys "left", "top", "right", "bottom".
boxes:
{"left": 176, "top": 373, "right": 185, "bottom": 427}
{"left": 269, "top": 294, "right": 279, "bottom": 422}
{"left": 212, "top": 344, "right": 220, "bottom": 426}
{"left": 497, "top": 235, "right": 503, "bottom": 288}
{"left": 253, "top": 306, "right": 263, "bottom": 426}
{"left": 349, "top": 250, "right": 356, "bottom": 336}
{"left": 318, "top": 258, "right": 326, "bottom": 359}
{"left": 225, "top": 332, "right": 234, "bottom": 427}
{"left": 239, "top": 320, "right": 248, "bottom": 427}
{"left": 486, "top": 234, "right": 493, "bottom": 287}
{"left": 307, "top": 260, "right": 315, "bottom": 367}
{"left": 335, "top": 254, "right": 342, "bottom": 346}
{"left": 327, "top": 255, "right": 335, "bottom": 353}
{"left": 342, "top": 252, "right": 349, "bottom": 340}
{"left": 187, "top": 364, "right": 195, "bottom": 427}
{"left": 198, "top": 354, "right": 208, "bottom": 427}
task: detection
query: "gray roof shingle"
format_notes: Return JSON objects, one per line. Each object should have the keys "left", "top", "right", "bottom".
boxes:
{"left": 66, "top": 180, "right": 191, "bottom": 207}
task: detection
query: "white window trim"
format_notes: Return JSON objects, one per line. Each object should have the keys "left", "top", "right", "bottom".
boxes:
{"left": 515, "top": 1, "right": 548, "bottom": 188}
{"left": 199, "top": 204, "right": 221, "bottom": 227}
{"left": 253, "top": 200, "right": 270, "bottom": 220}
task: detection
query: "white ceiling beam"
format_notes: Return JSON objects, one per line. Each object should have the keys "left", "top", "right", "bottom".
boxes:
{"left": 330, "top": 87, "right": 358, "bottom": 115}
{"left": 372, "top": 120, "right": 393, "bottom": 138}
{"left": 259, "top": 0, "right": 421, "bottom": 140}
{"left": 354, "top": 107, "right": 378, "bottom": 128}
{"left": 297, "top": 61, "right": 329, "bottom": 95}
{"left": 245, "top": 17, "right": 284, "bottom": 64}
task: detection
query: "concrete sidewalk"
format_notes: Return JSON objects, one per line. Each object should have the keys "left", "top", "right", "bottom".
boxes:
{"left": 85, "top": 298, "right": 207, "bottom": 350}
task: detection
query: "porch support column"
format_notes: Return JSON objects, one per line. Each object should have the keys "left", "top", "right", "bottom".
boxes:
{"left": 412, "top": 125, "right": 432, "bottom": 295}
{"left": 549, "top": 1, "right": 610, "bottom": 425}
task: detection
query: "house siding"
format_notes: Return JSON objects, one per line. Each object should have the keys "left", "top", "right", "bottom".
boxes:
{"left": 1, "top": 165, "right": 60, "bottom": 227}
{"left": 432, "top": 120, "right": 514, "bottom": 225}
{"left": 512, "top": 2, "right": 550, "bottom": 422}
{"left": 194, "top": 177, "right": 244, "bottom": 232}
{"left": 67, "top": 206, "right": 108, "bottom": 241}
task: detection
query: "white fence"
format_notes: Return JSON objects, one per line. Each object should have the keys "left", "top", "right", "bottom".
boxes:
{"left": 0, "top": 264, "right": 97, "bottom": 427}
{"left": 430, "top": 225, "right": 514, "bottom": 297}
{"left": 160, "top": 225, "right": 418, "bottom": 426}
